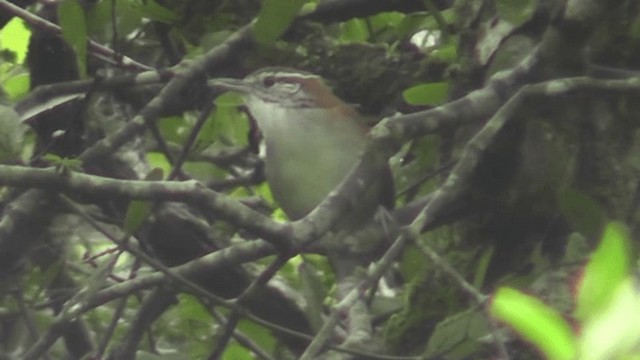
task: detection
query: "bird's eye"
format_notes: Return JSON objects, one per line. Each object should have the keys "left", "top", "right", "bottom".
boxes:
{"left": 262, "top": 76, "right": 276, "bottom": 88}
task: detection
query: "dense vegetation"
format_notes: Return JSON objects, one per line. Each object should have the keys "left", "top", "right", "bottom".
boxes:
{"left": 0, "top": 0, "right": 639, "bottom": 359}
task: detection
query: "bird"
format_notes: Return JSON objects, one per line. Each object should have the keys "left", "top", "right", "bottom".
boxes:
{"left": 209, "top": 67, "right": 394, "bottom": 274}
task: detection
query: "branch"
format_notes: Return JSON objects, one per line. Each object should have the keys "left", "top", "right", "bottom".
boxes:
{"left": 0, "top": 165, "right": 293, "bottom": 246}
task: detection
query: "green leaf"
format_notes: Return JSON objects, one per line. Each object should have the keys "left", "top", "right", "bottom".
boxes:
{"left": 253, "top": 0, "right": 305, "bottom": 46}
{"left": 124, "top": 199, "right": 152, "bottom": 234}
{"left": 425, "top": 308, "right": 490, "bottom": 359}
{"left": 496, "top": 0, "right": 538, "bottom": 27}
{"left": 491, "top": 287, "right": 576, "bottom": 360}
{"left": 146, "top": 152, "right": 172, "bottom": 179}
{"left": 403, "top": 82, "right": 449, "bottom": 106}
{"left": 177, "top": 294, "right": 213, "bottom": 323}
{"left": 130, "top": 0, "right": 177, "bottom": 24}
{"left": 0, "top": 18, "right": 31, "bottom": 64}
{"left": 58, "top": 0, "right": 88, "bottom": 78}
{"left": 559, "top": 189, "right": 606, "bottom": 240}
{"left": 631, "top": 18, "right": 640, "bottom": 40}
{"left": 579, "top": 277, "right": 640, "bottom": 360}
{"left": 299, "top": 261, "right": 327, "bottom": 331}
{"left": 399, "top": 243, "right": 428, "bottom": 282}
{"left": 574, "top": 222, "right": 631, "bottom": 321}
{"left": 42, "top": 153, "right": 83, "bottom": 171}
{"left": 86, "top": 0, "right": 146, "bottom": 41}
{"left": 3, "top": 72, "right": 30, "bottom": 100}
{"left": 0, "top": 105, "right": 29, "bottom": 164}
{"left": 124, "top": 168, "right": 164, "bottom": 234}
{"left": 236, "top": 319, "right": 277, "bottom": 355}
{"left": 472, "top": 245, "right": 494, "bottom": 289}
{"left": 339, "top": 18, "right": 369, "bottom": 43}
{"left": 158, "top": 116, "right": 189, "bottom": 144}
{"left": 396, "top": 13, "right": 431, "bottom": 38}
{"left": 200, "top": 102, "right": 249, "bottom": 149}
{"left": 431, "top": 40, "right": 457, "bottom": 62}
{"left": 214, "top": 92, "right": 244, "bottom": 107}
{"left": 124, "top": 168, "right": 163, "bottom": 233}
{"left": 369, "top": 11, "right": 405, "bottom": 32}
{"left": 222, "top": 342, "right": 254, "bottom": 360}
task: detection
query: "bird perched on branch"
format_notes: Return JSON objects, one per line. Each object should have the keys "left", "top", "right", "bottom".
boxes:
{"left": 210, "top": 67, "right": 394, "bottom": 275}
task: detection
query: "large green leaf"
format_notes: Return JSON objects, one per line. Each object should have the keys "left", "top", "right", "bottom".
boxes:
{"left": 0, "top": 105, "right": 29, "bottom": 164}
{"left": 85, "top": 0, "right": 148, "bottom": 41}
{"left": 158, "top": 115, "right": 190, "bottom": 144}
{"left": 58, "top": 0, "right": 88, "bottom": 78}
{"left": 339, "top": 18, "right": 369, "bottom": 42}
{"left": 472, "top": 245, "right": 494, "bottom": 289}
{"left": 496, "top": 0, "right": 538, "bottom": 27}
{"left": 579, "top": 277, "right": 640, "bottom": 360}
{"left": 129, "top": 0, "right": 177, "bottom": 24}
{"left": 206, "top": 94, "right": 250, "bottom": 148}
{"left": 253, "top": 0, "right": 305, "bottom": 45}
{"left": 0, "top": 18, "right": 31, "bottom": 64}
{"left": 574, "top": 222, "right": 631, "bottom": 321}
{"left": 2, "top": 72, "right": 30, "bottom": 100}
{"left": 298, "top": 260, "right": 327, "bottom": 331}
{"left": 403, "top": 82, "right": 449, "bottom": 106}
{"left": 123, "top": 169, "right": 163, "bottom": 234}
{"left": 559, "top": 189, "right": 606, "bottom": 240}
{"left": 491, "top": 287, "right": 576, "bottom": 360}
{"left": 425, "top": 308, "right": 490, "bottom": 359}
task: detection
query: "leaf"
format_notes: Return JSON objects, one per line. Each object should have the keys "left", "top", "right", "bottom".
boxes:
{"left": 496, "top": 0, "right": 538, "bottom": 27}
{"left": 123, "top": 168, "right": 163, "bottom": 234}
{"left": 177, "top": 294, "right": 213, "bottom": 323}
{"left": 559, "top": 189, "right": 606, "bottom": 240}
{"left": 131, "top": 0, "right": 177, "bottom": 24}
{"left": 574, "top": 222, "right": 631, "bottom": 321}
{"left": 58, "top": 0, "right": 88, "bottom": 78}
{"left": 237, "top": 319, "right": 277, "bottom": 355}
{"left": 631, "top": 18, "right": 640, "bottom": 40}
{"left": 146, "top": 152, "right": 172, "bottom": 175}
{"left": 3, "top": 73, "right": 30, "bottom": 100}
{"left": 199, "top": 102, "right": 249, "bottom": 150}
{"left": 253, "top": 0, "right": 305, "bottom": 46}
{"left": 431, "top": 41, "right": 457, "bottom": 62}
{"left": 42, "top": 154, "right": 83, "bottom": 172}
{"left": 369, "top": 11, "right": 405, "bottom": 33}
{"left": 472, "top": 245, "right": 494, "bottom": 289}
{"left": 222, "top": 342, "right": 254, "bottom": 360}
{"left": 490, "top": 287, "right": 576, "bottom": 360}
{"left": 579, "top": 277, "right": 640, "bottom": 360}
{"left": 124, "top": 199, "right": 153, "bottom": 234}
{"left": 157, "top": 116, "right": 189, "bottom": 144}
{"left": 298, "top": 261, "right": 326, "bottom": 331}
{"left": 0, "top": 105, "right": 28, "bottom": 163}
{"left": 403, "top": 82, "right": 449, "bottom": 106}
{"left": 86, "top": 0, "right": 147, "bottom": 39}
{"left": 396, "top": 13, "right": 431, "bottom": 38}
{"left": 425, "top": 308, "right": 490, "bottom": 359}
{"left": 0, "top": 18, "right": 31, "bottom": 64}
{"left": 339, "top": 18, "right": 369, "bottom": 43}
{"left": 399, "top": 243, "right": 428, "bottom": 282}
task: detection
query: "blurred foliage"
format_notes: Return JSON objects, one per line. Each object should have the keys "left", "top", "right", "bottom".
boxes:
{"left": 58, "top": 0, "right": 88, "bottom": 78}
{"left": 1, "top": 0, "right": 640, "bottom": 359}
{"left": 491, "top": 222, "right": 640, "bottom": 360}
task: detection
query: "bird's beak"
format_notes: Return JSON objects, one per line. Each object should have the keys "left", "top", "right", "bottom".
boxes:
{"left": 208, "top": 78, "right": 251, "bottom": 94}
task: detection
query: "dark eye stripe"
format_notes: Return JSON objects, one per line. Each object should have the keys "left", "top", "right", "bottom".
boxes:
{"left": 262, "top": 76, "right": 276, "bottom": 87}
